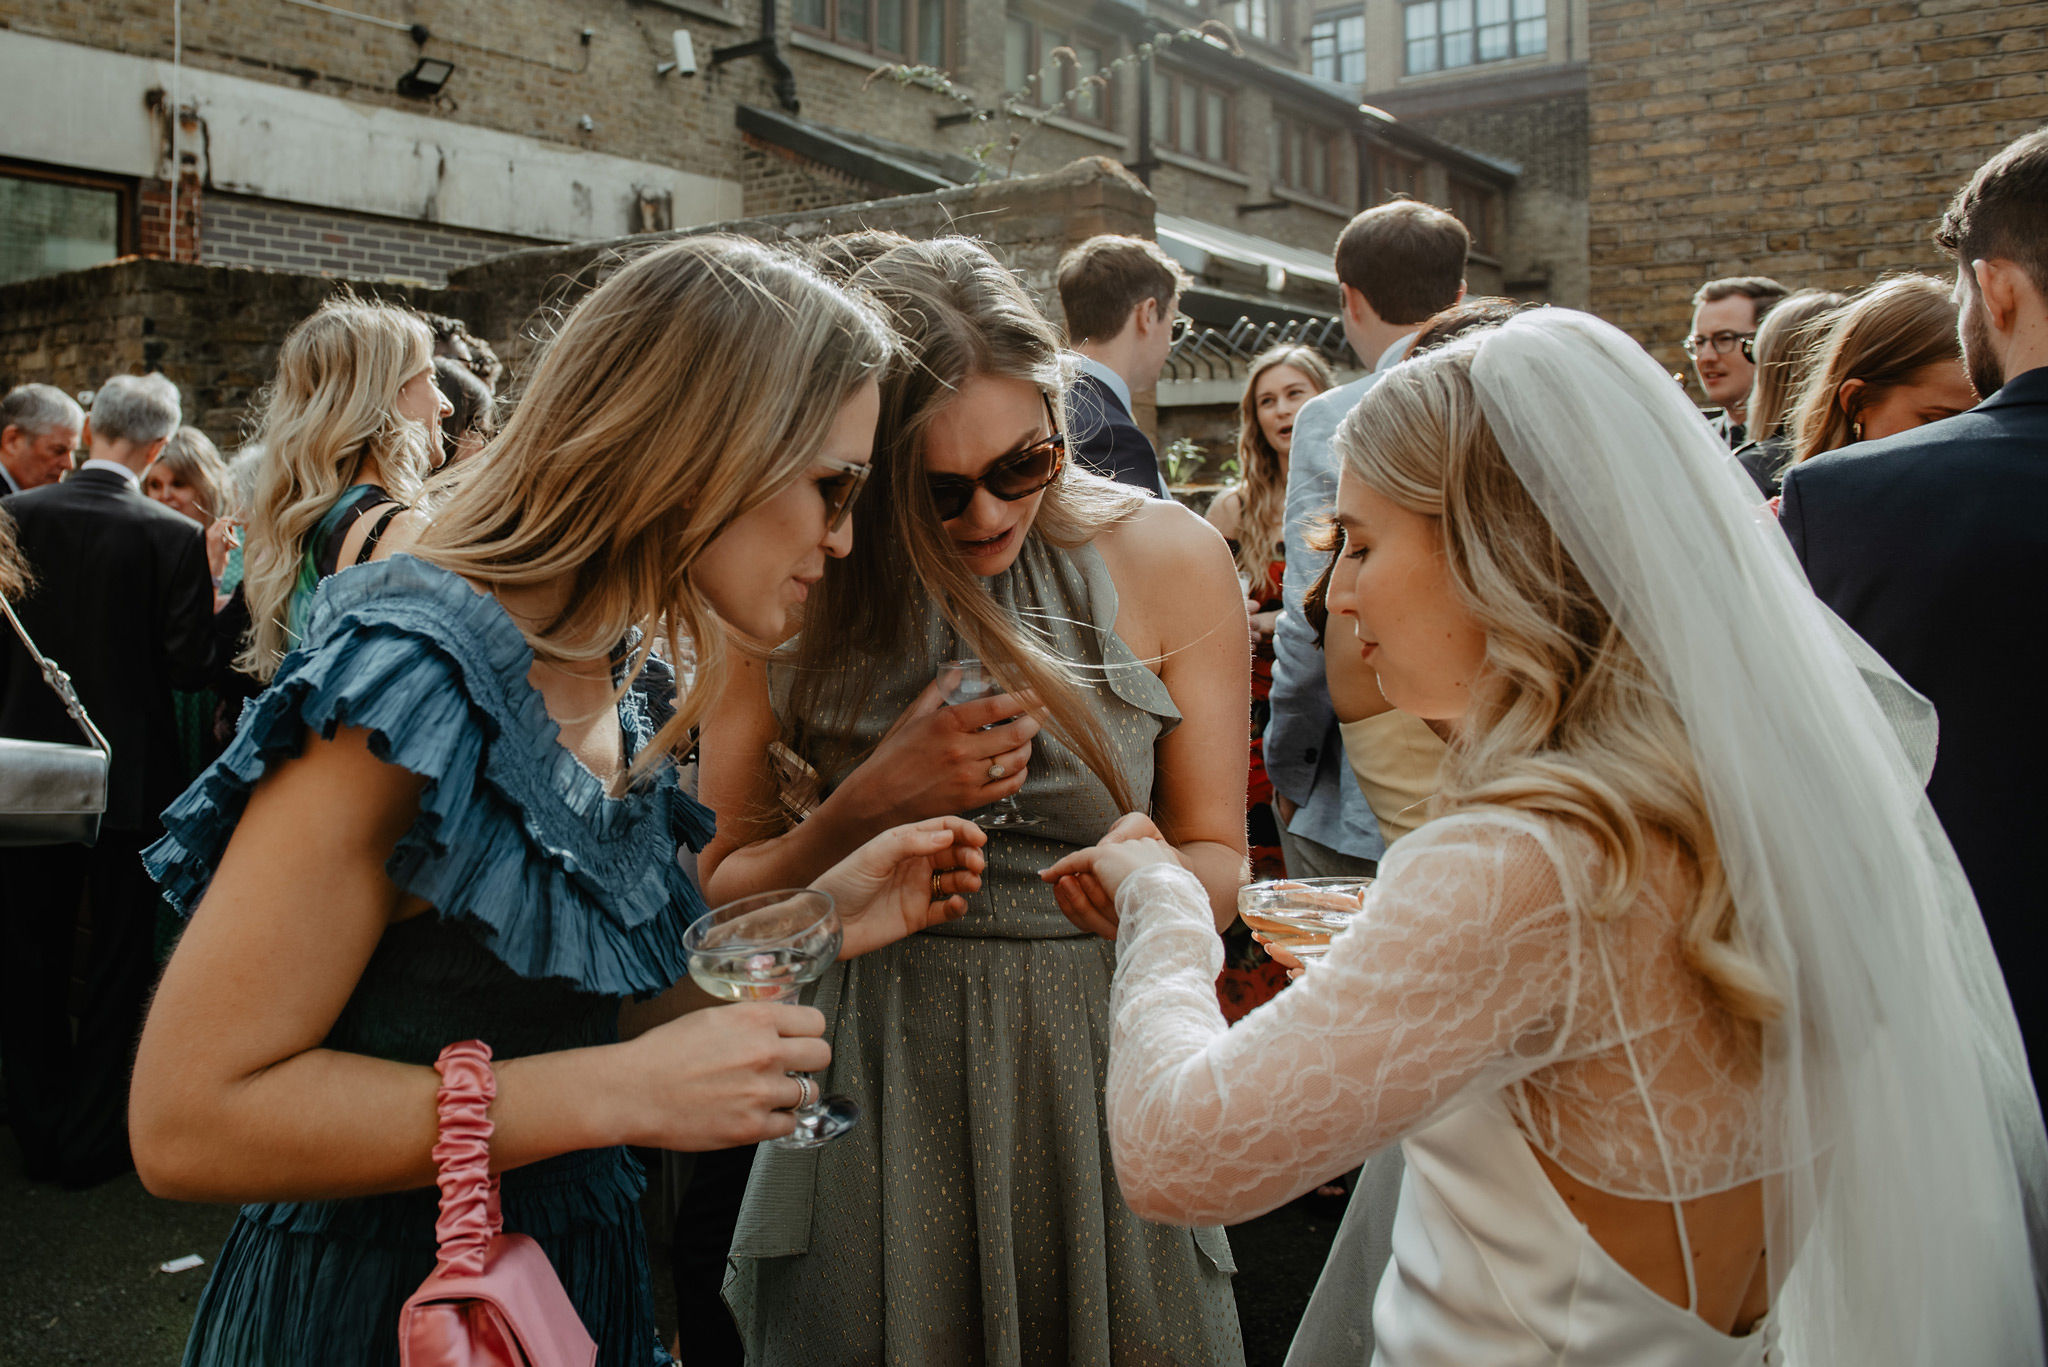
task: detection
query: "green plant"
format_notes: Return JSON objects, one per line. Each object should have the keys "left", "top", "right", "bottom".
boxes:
{"left": 1162, "top": 436, "right": 1207, "bottom": 488}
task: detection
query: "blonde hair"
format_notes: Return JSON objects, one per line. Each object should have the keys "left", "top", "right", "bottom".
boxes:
{"left": 0, "top": 505, "right": 31, "bottom": 603}
{"left": 1339, "top": 347, "right": 1783, "bottom": 1024}
{"left": 156, "top": 426, "right": 230, "bottom": 523}
{"left": 239, "top": 293, "right": 435, "bottom": 678}
{"left": 1228, "top": 345, "right": 1333, "bottom": 583}
{"left": 786, "top": 237, "right": 1149, "bottom": 816}
{"left": 1743, "top": 289, "right": 1847, "bottom": 442}
{"left": 1790, "top": 274, "right": 1961, "bottom": 464}
{"left": 416, "top": 235, "right": 895, "bottom": 788}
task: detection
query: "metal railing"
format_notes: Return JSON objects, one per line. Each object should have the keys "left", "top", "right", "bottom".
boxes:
{"left": 1161, "top": 314, "right": 1354, "bottom": 382}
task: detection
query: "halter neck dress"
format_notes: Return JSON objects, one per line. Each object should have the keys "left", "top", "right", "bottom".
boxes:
{"left": 726, "top": 535, "right": 1245, "bottom": 1367}
{"left": 144, "top": 555, "right": 710, "bottom": 1367}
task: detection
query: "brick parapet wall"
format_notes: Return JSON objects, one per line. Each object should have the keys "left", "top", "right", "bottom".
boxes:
{"left": 200, "top": 194, "right": 540, "bottom": 287}
{"left": 0, "top": 258, "right": 471, "bottom": 451}
{"left": 1587, "top": 0, "right": 2048, "bottom": 373}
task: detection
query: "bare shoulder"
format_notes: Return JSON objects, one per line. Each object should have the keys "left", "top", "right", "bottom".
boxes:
{"left": 1095, "top": 498, "right": 1232, "bottom": 580}
{"left": 1204, "top": 486, "right": 1244, "bottom": 538}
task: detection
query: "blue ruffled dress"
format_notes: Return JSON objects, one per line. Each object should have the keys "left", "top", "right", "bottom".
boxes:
{"left": 143, "top": 556, "right": 710, "bottom": 1367}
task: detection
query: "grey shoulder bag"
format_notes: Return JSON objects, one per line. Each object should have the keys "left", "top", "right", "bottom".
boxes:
{"left": 0, "top": 595, "right": 110, "bottom": 847}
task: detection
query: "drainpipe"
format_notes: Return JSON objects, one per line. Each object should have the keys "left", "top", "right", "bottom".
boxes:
{"left": 709, "top": 0, "right": 800, "bottom": 113}
{"left": 1132, "top": 42, "right": 1156, "bottom": 187}
{"left": 168, "top": 0, "right": 182, "bottom": 261}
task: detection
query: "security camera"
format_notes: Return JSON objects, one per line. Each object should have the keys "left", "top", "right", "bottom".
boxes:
{"left": 657, "top": 29, "right": 697, "bottom": 77}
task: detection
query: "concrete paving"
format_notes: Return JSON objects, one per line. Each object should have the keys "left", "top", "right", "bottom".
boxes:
{"left": 1, "top": 1129, "right": 1337, "bottom": 1366}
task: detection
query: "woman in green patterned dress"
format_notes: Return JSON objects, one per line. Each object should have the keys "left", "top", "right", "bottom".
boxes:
{"left": 701, "top": 238, "right": 1250, "bottom": 1366}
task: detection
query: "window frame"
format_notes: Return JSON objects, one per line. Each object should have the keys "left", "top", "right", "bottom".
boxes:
{"left": 1447, "top": 175, "right": 1499, "bottom": 255}
{"left": 1152, "top": 67, "right": 1237, "bottom": 169}
{"left": 1402, "top": 0, "right": 1545, "bottom": 77}
{"left": 1003, "top": 10, "right": 1117, "bottom": 128}
{"left": 1309, "top": 6, "right": 1366, "bottom": 86}
{"left": 0, "top": 157, "right": 136, "bottom": 287}
{"left": 794, "top": 0, "right": 956, "bottom": 68}
{"left": 1368, "top": 146, "right": 1424, "bottom": 203}
{"left": 1272, "top": 113, "right": 1341, "bottom": 203}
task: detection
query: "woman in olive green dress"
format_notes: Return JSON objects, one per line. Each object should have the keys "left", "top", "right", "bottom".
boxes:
{"left": 700, "top": 238, "right": 1249, "bottom": 1366}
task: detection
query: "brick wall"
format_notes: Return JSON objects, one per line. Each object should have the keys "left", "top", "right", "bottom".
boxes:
{"left": 0, "top": 159, "right": 1147, "bottom": 452}
{"left": 200, "top": 194, "right": 540, "bottom": 287}
{"left": 0, "top": 258, "right": 470, "bottom": 452}
{"left": 1396, "top": 90, "right": 1591, "bottom": 308}
{"left": 740, "top": 135, "right": 884, "bottom": 218}
{"left": 1587, "top": 0, "right": 2048, "bottom": 373}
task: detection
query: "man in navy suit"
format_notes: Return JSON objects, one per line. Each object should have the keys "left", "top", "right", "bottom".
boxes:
{"left": 1781, "top": 128, "right": 2048, "bottom": 1097}
{"left": 1055, "top": 235, "right": 1186, "bottom": 497}
{"left": 0, "top": 372, "right": 215, "bottom": 1185}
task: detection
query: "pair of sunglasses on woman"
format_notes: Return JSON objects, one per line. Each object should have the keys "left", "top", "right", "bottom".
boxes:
{"left": 813, "top": 393, "right": 1069, "bottom": 531}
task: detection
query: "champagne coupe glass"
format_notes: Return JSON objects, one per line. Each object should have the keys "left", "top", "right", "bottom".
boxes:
{"left": 938, "top": 657, "right": 1045, "bottom": 829}
{"left": 1236, "top": 875, "right": 1374, "bottom": 964}
{"left": 683, "top": 888, "right": 860, "bottom": 1149}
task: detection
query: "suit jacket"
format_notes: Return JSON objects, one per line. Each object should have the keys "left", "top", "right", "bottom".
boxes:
{"left": 1780, "top": 365, "right": 2048, "bottom": 1075}
{"left": 1067, "top": 372, "right": 1168, "bottom": 497}
{"left": 1265, "top": 373, "right": 1388, "bottom": 863}
{"left": 0, "top": 468, "right": 216, "bottom": 831}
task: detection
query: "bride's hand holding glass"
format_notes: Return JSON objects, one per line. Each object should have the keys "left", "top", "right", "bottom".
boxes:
{"left": 832, "top": 670, "right": 1042, "bottom": 827}
{"left": 811, "top": 815, "right": 990, "bottom": 957}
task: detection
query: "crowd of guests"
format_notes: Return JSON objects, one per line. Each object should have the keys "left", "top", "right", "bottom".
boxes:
{"left": 0, "top": 127, "right": 2043, "bottom": 1367}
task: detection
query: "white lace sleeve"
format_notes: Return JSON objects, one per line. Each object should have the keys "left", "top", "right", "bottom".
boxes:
{"left": 1107, "top": 816, "right": 1583, "bottom": 1226}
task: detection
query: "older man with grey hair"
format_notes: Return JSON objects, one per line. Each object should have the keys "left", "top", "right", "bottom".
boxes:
{"left": 0, "top": 369, "right": 215, "bottom": 1187}
{"left": 0, "top": 383, "right": 84, "bottom": 494}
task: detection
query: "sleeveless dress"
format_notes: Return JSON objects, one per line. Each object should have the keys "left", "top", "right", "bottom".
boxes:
{"left": 142, "top": 556, "right": 708, "bottom": 1367}
{"left": 726, "top": 536, "right": 1245, "bottom": 1367}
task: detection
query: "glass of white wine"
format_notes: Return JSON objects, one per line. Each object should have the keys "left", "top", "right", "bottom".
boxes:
{"left": 683, "top": 888, "right": 859, "bottom": 1149}
{"left": 938, "top": 657, "right": 1044, "bottom": 829}
{"left": 1236, "top": 876, "right": 1373, "bottom": 964}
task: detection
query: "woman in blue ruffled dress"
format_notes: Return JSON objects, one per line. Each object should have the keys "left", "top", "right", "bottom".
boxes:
{"left": 128, "top": 237, "right": 989, "bottom": 1367}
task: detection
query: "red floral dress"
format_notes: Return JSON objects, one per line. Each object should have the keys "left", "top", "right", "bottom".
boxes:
{"left": 1217, "top": 546, "right": 1290, "bottom": 1021}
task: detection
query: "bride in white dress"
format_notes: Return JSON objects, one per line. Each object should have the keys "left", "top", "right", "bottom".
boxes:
{"left": 1041, "top": 309, "right": 2047, "bottom": 1365}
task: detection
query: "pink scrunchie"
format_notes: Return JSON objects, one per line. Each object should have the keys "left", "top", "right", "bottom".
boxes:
{"left": 430, "top": 1040, "right": 499, "bottom": 1277}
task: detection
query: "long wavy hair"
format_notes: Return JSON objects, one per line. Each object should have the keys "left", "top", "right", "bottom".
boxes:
{"left": 1790, "top": 274, "right": 1961, "bottom": 464}
{"left": 1338, "top": 346, "right": 1783, "bottom": 1024}
{"left": 238, "top": 294, "right": 435, "bottom": 678}
{"left": 1742, "top": 289, "right": 1846, "bottom": 443}
{"left": 0, "top": 505, "right": 31, "bottom": 603}
{"left": 783, "top": 237, "right": 1148, "bottom": 816}
{"left": 415, "top": 235, "right": 895, "bottom": 788}
{"left": 1228, "top": 345, "right": 1333, "bottom": 583}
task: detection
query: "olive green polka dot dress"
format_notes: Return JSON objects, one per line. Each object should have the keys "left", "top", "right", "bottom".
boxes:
{"left": 727, "top": 537, "right": 1245, "bottom": 1367}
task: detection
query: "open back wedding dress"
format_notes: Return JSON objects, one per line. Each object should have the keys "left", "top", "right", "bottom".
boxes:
{"left": 1103, "top": 310, "right": 2047, "bottom": 1367}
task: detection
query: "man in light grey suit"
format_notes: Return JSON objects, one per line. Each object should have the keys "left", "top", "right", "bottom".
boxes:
{"left": 1268, "top": 199, "right": 1467, "bottom": 1364}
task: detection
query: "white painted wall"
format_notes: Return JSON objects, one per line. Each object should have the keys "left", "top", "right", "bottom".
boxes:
{"left": 0, "top": 30, "right": 740, "bottom": 242}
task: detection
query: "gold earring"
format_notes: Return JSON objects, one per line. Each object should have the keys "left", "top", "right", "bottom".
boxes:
{"left": 1851, "top": 420, "right": 1863, "bottom": 442}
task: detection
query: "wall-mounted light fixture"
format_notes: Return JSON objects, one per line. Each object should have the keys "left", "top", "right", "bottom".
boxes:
{"left": 656, "top": 30, "right": 698, "bottom": 77}
{"left": 397, "top": 56, "right": 455, "bottom": 98}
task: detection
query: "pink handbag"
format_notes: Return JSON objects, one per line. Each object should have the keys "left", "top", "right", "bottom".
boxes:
{"left": 398, "top": 1041, "right": 599, "bottom": 1367}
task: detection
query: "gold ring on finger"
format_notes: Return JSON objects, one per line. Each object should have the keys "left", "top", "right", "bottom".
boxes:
{"left": 987, "top": 762, "right": 1006, "bottom": 780}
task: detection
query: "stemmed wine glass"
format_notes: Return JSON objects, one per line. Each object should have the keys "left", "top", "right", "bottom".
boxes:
{"left": 1236, "top": 875, "right": 1374, "bottom": 964}
{"left": 938, "top": 657, "right": 1044, "bottom": 829}
{"left": 683, "top": 888, "right": 860, "bottom": 1149}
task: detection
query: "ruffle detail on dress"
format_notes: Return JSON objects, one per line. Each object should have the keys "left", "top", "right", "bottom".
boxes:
{"left": 143, "top": 555, "right": 711, "bottom": 998}
{"left": 996, "top": 537, "right": 1182, "bottom": 735}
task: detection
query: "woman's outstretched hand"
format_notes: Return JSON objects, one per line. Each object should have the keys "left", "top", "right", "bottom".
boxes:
{"left": 1038, "top": 812, "right": 1185, "bottom": 939}
{"left": 621, "top": 1003, "right": 831, "bottom": 1149}
{"left": 835, "top": 669, "right": 1042, "bottom": 826}
{"left": 813, "top": 815, "right": 989, "bottom": 959}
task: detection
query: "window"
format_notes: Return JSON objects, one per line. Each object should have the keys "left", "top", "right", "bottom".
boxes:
{"left": 1152, "top": 70, "right": 1235, "bottom": 166}
{"left": 1370, "top": 147, "right": 1422, "bottom": 202}
{"left": 1403, "top": 0, "right": 1544, "bottom": 75}
{"left": 1273, "top": 116, "right": 1339, "bottom": 201}
{"left": 795, "top": 0, "right": 952, "bottom": 66}
{"left": 1004, "top": 13, "right": 1113, "bottom": 125}
{"left": 1224, "top": 0, "right": 1273, "bottom": 44}
{"left": 0, "top": 164, "right": 129, "bottom": 287}
{"left": 1448, "top": 177, "right": 1497, "bottom": 254}
{"left": 1310, "top": 8, "right": 1366, "bottom": 85}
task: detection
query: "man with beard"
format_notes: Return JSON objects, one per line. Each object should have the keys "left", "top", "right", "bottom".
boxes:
{"left": 1781, "top": 127, "right": 2048, "bottom": 1104}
